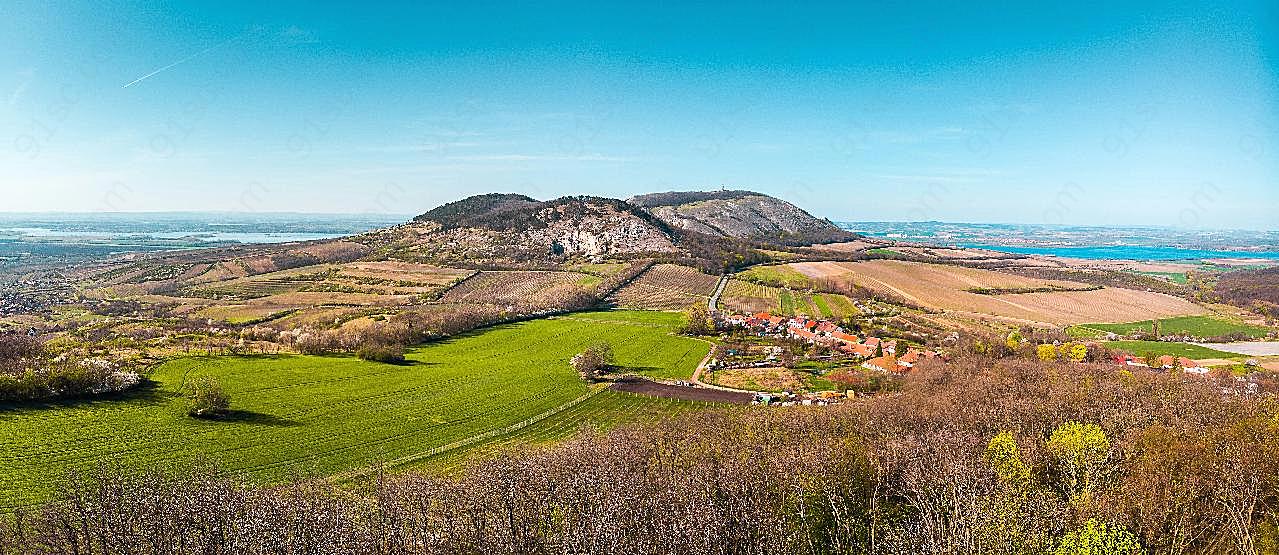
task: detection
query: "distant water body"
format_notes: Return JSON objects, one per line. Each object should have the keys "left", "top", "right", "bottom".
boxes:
{"left": 842, "top": 221, "right": 1278, "bottom": 262}
{"left": 960, "top": 244, "right": 1279, "bottom": 261}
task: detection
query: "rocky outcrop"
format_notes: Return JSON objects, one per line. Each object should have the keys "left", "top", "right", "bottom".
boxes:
{"left": 374, "top": 196, "right": 682, "bottom": 265}
{"left": 628, "top": 190, "right": 854, "bottom": 245}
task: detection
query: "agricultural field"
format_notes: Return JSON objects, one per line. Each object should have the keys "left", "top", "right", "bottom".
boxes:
{"left": 736, "top": 264, "right": 814, "bottom": 289}
{"left": 1103, "top": 340, "right": 1242, "bottom": 360}
{"left": 176, "top": 262, "right": 472, "bottom": 301}
{"left": 607, "top": 264, "right": 719, "bottom": 311}
{"left": 788, "top": 260, "right": 1207, "bottom": 325}
{"left": 549, "top": 311, "right": 709, "bottom": 380}
{"left": 1134, "top": 271, "right": 1189, "bottom": 284}
{"left": 412, "top": 389, "right": 721, "bottom": 473}
{"left": 0, "top": 310, "right": 710, "bottom": 506}
{"left": 720, "top": 279, "right": 784, "bottom": 314}
{"left": 812, "top": 240, "right": 880, "bottom": 252}
{"left": 192, "top": 304, "right": 297, "bottom": 325}
{"left": 439, "top": 270, "right": 597, "bottom": 307}
{"left": 1074, "top": 315, "right": 1272, "bottom": 339}
{"left": 720, "top": 279, "right": 858, "bottom": 318}
{"left": 706, "top": 366, "right": 805, "bottom": 392}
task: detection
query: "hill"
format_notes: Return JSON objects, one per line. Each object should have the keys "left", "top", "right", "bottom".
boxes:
{"left": 628, "top": 190, "right": 856, "bottom": 245}
{"left": 397, "top": 192, "right": 802, "bottom": 271}
{"left": 411, "top": 193, "right": 541, "bottom": 229}
{"left": 383, "top": 195, "right": 685, "bottom": 265}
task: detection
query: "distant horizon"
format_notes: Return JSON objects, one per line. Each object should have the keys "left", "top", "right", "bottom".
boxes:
{"left": 0, "top": 209, "right": 1275, "bottom": 234}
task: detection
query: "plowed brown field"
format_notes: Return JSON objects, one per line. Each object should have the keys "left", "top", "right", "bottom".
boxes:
{"left": 790, "top": 260, "right": 1206, "bottom": 325}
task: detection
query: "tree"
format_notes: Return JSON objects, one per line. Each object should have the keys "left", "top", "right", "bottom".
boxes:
{"left": 570, "top": 343, "right": 614, "bottom": 381}
{"left": 589, "top": 342, "right": 614, "bottom": 367}
{"left": 1143, "top": 352, "right": 1159, "bottom": 368}
{"left": 1151, "top": 319, "right": 1161, "bottom": 337}
{"left": 1047, "top": 421, "right": 1112, "bottom": 501}
{"left": 678, "top": 306, "right": 713, "bottom": 336}
{"left": 0, "top": 334, "right": 44, "bottom": 372}
{"left": 1053, "top": 519, "right": 1142, "bottom": 555}
{"left": 187, "top": 376, "right": 230, "bottom": 418}
{"left": 985, "top": 430, "right": 1031, "bottom": 490}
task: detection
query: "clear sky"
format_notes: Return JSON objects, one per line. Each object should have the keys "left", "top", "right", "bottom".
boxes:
{"left": 2, "top": 1, "right": 1276, "bottom": 230}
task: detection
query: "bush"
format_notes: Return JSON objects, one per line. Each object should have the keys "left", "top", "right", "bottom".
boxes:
{"left": 356, "top": 342, "right": 406, "bottom": 364}
{"left": 1054, "top": 519, "right": 1142, "bottom": 555}
{"left": 0, "top": 358, "right": 140, "bottom": 402}
{"left": 187, "top": 376, "right": 230, "bottom": 418}
{"left": 0, "top": 334, "right": 44, "bottom": 371}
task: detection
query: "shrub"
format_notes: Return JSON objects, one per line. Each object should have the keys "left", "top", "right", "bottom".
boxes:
{"left": 187, "top": 376, "right": 230, "bottom": 418}
{"left": 1037, "top": 344, "right": 1059, "bottom": 362}
{"left": 0, "top": 334, "right": 44, "bottom": 371}
{"left": 356, "top": 342, "right": 406, "bottom": 364}
{"left": 0, "top": 358, "right": 140, "bottom": 402}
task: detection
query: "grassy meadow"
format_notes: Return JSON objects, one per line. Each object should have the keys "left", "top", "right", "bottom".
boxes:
{"left": 1103, "top": 340, "right": 1241, "bottom": 360}
{"left": 0, "top": 310, "right": 709, "bottom": 506}
{"left": 412, "top": 389, "right": 718, "bottom": 473}
{"left": 1078, "top": 315, "right": 1270, "bottom": 339}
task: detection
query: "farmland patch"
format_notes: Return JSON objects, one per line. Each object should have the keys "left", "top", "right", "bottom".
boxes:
{"left": 789, "top": 260, "right": 1207, "bottom": 325}
{"left": 0, "top": 311, "right": 709, "bottom": 505}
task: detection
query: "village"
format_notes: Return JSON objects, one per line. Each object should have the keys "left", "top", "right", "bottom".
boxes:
{"left": 703, "top": 310, "right": 943, "bottom": 406}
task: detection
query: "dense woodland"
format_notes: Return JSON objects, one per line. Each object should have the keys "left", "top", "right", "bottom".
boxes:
{"left": 1217, "top": 267, "right": 1279, "bottom": 315}
{"left": 3, "top": 350, "right": 1278, "bottom": 554}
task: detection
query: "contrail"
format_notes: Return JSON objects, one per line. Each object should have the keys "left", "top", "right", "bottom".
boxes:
{"left": 122, "top": 36, "right": 237, "bottom": 89}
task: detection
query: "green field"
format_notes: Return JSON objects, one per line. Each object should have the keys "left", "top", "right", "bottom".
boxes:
{"left": 1134, "top": 271, "right": 1189, "bottom": 284}
{"left": 0, "top": 311, "right": 709, "bottom": 506}
{"left": 413, "top": 389, "right": 718, "bottom": 473}
{"left": 1103, "top": 340, "right": 1240, "bottom": 360}
{"left": 736, "top": 264, "right": 814, "bottom": 289}
{"left": 1078, "top": 315, "right": 1270, "bottom": 339}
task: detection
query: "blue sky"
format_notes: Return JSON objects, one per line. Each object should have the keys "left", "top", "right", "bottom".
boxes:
{"left": 1, "top": 1, "right": 1276, "bottom": 230}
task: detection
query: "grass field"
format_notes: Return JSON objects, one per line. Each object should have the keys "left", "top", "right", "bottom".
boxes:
{"left": 737, "top": 265, "right": 814, "bottom": 289}
{"left": 0, "top": 311, "right": 709, "bottom": 506}
{"left": 412, "top": 390, "right": 718, "bottom": 472}
{"left": 1103, "top": 340, "right": 1241, "bottom": 360}
{"left": 1078, "top": 315, "right": 1270, "bottom": 339}
{"left": 1135, "top": 271, "right": 1189, "bottom": 284}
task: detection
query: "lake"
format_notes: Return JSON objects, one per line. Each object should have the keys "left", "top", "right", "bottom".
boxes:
{"left": 958, "top": 244, "right": 1279, "bottom": 261}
